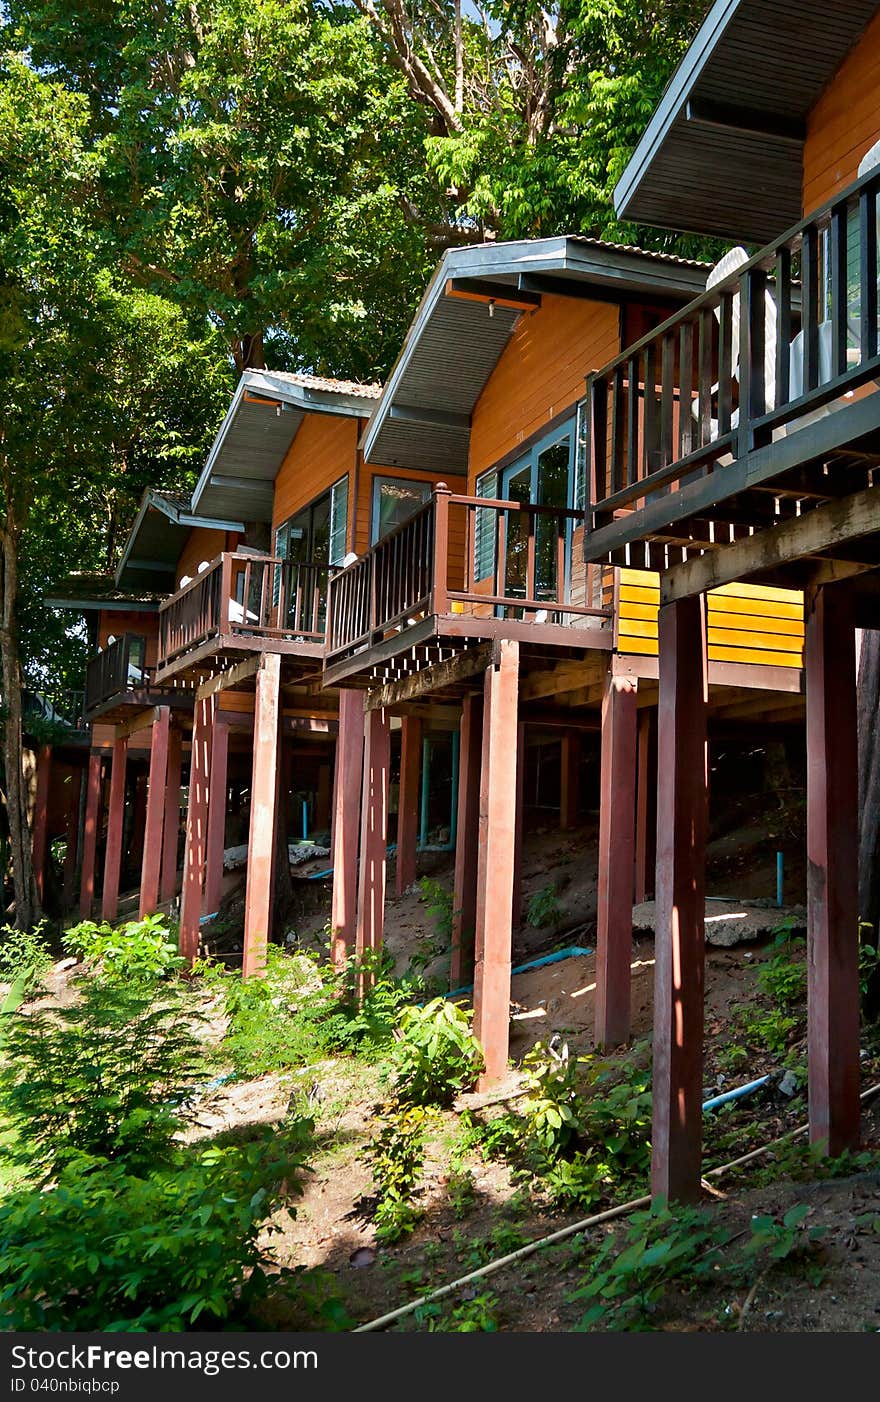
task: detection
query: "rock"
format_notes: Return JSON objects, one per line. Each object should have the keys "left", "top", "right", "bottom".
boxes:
{"left": 778, "top": 1069, "right": 800, "bottom": 1097}
{"left": 631, "top": 899, "right": 807, "bottom": 948}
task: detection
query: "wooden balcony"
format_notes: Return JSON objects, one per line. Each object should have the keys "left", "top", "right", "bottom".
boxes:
{"left": 583, "top": 163, "right": 880, "bottom": 588}
{"left": 155, "top": 552, "right": 329, "bottom": 685}
{"left": 83, "top": 633, "right": 175, "bottom": 723}
{"left": 323, "top": 486, "right": 611, "bottom": 693}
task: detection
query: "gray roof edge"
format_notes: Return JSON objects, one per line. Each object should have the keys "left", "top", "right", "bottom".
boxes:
{"left": 613, "top": 0, "right": 742, "bottom": 219}
{"left": 360, "top": 235, "right": 708, "bottom": 463}
{"left": 114, "top": 487, "right": 244, "bottom": 587}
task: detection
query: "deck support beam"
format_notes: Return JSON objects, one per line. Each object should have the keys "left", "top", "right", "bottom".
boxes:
{"left": 179, "top": 695, "right": 214, "bottom": 962}
{"left": 79, "top": 751, "right": 103, "bottom": 918}
{"left": 474, "top": 640, "right": 519, "bottom": 1087}
{"left": 635, "top": 708, "right": 658, "bottom": 904}
{"left": 243, "top": 652, "right": 281, "bottom": 978}
{"left": 560, "top": 731, "right": 581, "bottom": 830}
{"left": 204, "top": 716, "right": 230, "bottom": 917}
{"left": 101, "top": 737, "right": 129, "bottom": 922}
{"left": 396, "top": 716, "right": 421, "bottom": 896}
{"left": 511, "top": 721, "right": 526, "bottom": 930}
{"left": 330, "top": 691, "right": 365, "bottom": 968}
{"left": 160, "top": 726, "right": 183, "bottom": 904}
{"left": 356, "top": 707, "right": 391, "bottom": 984}
{"left": 451, "top": 694, "right": 483, "bottom": 987}
{"left": 652, "top": 595, "right": 708, "bottom": 1203}
{"left": 139, "top": 706, "right": 171, "bottom": 918}
{"left": 31, "top": 744, "right": 52, "bottom": 907}
{"left": 595, "top": 670, "right": 638, "bottom": 1048}
{"left": 805, "top": 584, "right": 861, "bottom": 1155}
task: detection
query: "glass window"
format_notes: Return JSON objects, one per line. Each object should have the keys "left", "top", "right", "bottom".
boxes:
{"left": 370, "top": 476, "right": 432, "bottom": 544}
{"left": 474, "top": 469, "right": 498, "bottom": 582}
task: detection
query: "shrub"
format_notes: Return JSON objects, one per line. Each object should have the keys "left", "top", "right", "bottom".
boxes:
{"left": 0, "top": 1124, "right": 313, "bottom": 1330}
{"left": 391, "top": 998, "right": 483, "bottom": 1106}
{"left": 0, "top": 921, "right": 52, "bottom": 998}
{"left": 517, "top": 1042, "right": 585, "bottom": 1159}
{"left": 757, "top": 931, "right": 807, "bottom": 1008}
{"left": 417, "top": 877, "right": 455, "bottom": 942}
{"left": 362, "top": 1103, "right": 427, "bottom": 1244}
{"left": 63, "top": 913, "right": 182, "bottom": 983}
{"left": 526, "top": 883, "right": 562, "bottom": 929}
{"left": 0, "top": 972, "right": 205, "bottom": 1181}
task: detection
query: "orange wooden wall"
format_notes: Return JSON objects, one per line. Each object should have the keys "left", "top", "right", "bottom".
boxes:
{"left": 803, "top": 9, "right": 880, "bottom": 214}
{"left": 98, "top": 609, "right": 159, "bottom": 669}
{"left": 176, "top": 527, "right": 228, "bottom": 588}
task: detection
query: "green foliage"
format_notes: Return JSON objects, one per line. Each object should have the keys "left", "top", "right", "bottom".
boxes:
{"left": 0, "top": 970, "right": 205, "bottom": 1181}
{"left": 0, "top": 920, "right": 52, "bottom": 994}
{"left": 518, "top": 1042, "right": 584, "bottom": 1158}
{"left": 390, "top": 998, "right": 483, "bottom": 1107}
{"left": 63, "top": 914, "right": 183, "bottom": 983}
{"left": 421, "top": 1290, "right": 500, "bottom": 1332}
{"left": 734, "top": 1004, "right": 800, "bottom": 1055}
{"left": 417, "top": 877, "right": 455, "bottom": 943}
{"left": 362, "top": 1103, "right": 427, "bottom": 1244}
{"left": 445, "top": 1167, "right": 477, "bottom": 1219}
{"left": 0, "top": 1124, "right": 313, "bottom": 1330}
{"left": 526, "top": 883, "right": 562, "bottom": 930}
{"left": 757, "top": 931, "right": 807, "bottom": 1008}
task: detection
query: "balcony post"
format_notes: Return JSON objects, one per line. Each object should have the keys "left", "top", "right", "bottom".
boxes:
{"left": 595, "top": 668, "right": 638, "bottom": 1049}
{"left": 243, "top": 652, "right": 281, "bottom": 978}
{"left": 101, "top": 735, "right": 129, "bottom": 923}
{"left": 635, "top": 707, "right": 658, "bottom": 904}
{"left": 31, "top": 744, "right": 52, "bottom": 907}
{"left": 451, "top": 692, "right": 483, "bottom": 988}
{"left": 160, "top": 725, "right": 183, "bottom": 904}
{"left": 805, "top": 584, "right": 861, "bottom": 1156}
{"left": 652, "top": 595, "right": 708, "bottom": 1204}
{"left": 330, "top": 690, "right": 365, "bottom": 968}
{"left": 473, "top": 639, "right": 519, "bottom": 1088}
{"left": 395, "top": 716, "right": 421, "bottom": 897}
{"left": 219, "top": 554, "right": 233, "bottom": 633}
{"left": 179, "top": 695, "right": 214, "bottom": 962}
{"left": 204, "top": 715, "right": 230, "bottom": 916}
{"left": 355, "top": 706, "right": 391, "bottom": 991}
{"left": 560, "top": 730, "right": 581, "bottom": 830}
{"left": 139, "top": 706, "right": 171, "bottom": 919}
{"left": 62, "top": 765, "right": 83, "bottom": 911}
{"left": 79, "top": 749, "right": 103, "bottom": 918}
{"left": 432, "top": 484, "right": 450, "bottom": 615}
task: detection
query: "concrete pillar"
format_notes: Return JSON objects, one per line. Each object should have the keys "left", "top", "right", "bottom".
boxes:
{"left": 473, "top": 640, "right": 519, "bottom": 1087}
{"left": 805, "top": 584, "right": 861, "bottom": 1156}
{"left": 560, "top": 731, "right": 581, "bottom": 830}
{"left": 652, "top": 595, "right": 708, "bottom": 1204}
{"left": 139, "top": 706, "right": 170, "bottom": 918}
{"left": 31, "top": 744, "right": 52, "bottom": 906}
{"left": 355, "top": 706, "right": 391, "bottom": 984}
{"left": 79, "top": 749, "right": 103, "bottom": 918}
{"left": 243, "top": 653, "right": 281, "bottom": 978}
{"left": 101, "top": 736, "right": 128, "bottom": 922}
{"left": 330, "top": 690, "right": 365, "bottom": 968}
{"left": 395, "top": 716, "right": 421, "bottom": 896}
{"left": 204, "top": 716, "right": 230, "bottom": 916}
{"left": 595, "top": 670, "right": 638, "bottom": 1048}
{"left": 160, "top": 725, "right": 183, "bottom": 904}
{"left": 179, "top": 695, "right": 214, "bottom": 962}
{"left": 451, "top": 693, "right": 483, "bottom": 987}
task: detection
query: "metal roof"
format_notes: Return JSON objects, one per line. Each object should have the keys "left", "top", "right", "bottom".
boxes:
{"left": 191, "top": 369, "right": 381, "bottom": 521}
{"left": 47, "top": 573, "right": 163, "bottom": 611}
{"left": 361, "top": 236, "right": 709, "bottom": 473}
{"left": 614, "top": 0, "right": 880, "bottom": 243}
{"left": 114, "top": 489, "right": 245, "bottom": 592}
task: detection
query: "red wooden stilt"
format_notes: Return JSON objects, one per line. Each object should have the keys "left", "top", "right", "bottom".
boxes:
{"left": 330, "top": 690, "right": 365, "bottom": 968}
{"left": 101, "top": 736, "right": 128, "bottom": 922}
{"left": 243, "top": 653, "right": 281, "bottom": 978}
{"left": 451, "top": 693, "right": 483, "bottom": 987}
{"left": 62, "top": 766, "right": 82, "bottom": 911}
{"left": 139, "top": 706, "right": 170, "bottom": 918}
{"left": 634, "top": 707, "right": 658, "bottom": 904}
{"left": 204, "top": 716, "right": 229, "bottom": 916}
{"left": 130, "top": 771, "right": 148, "bottom": 864}
{"left": 595, "top": 670, "right": 638, "bottom": 1048}
{"left": 160, "top": 726, "right": 182, "bottom": 904}
{"left": 511, "top": 720, "right": 526, "bottom": 929}
{"left": 31, "top": 744, "right": 52, "bottom": 906}
{"left": 560, "top": 731, "right": 581, "bottom": 831}
{"left": 474, "top": 640, "right": 519, "bottom": 1087}
{"left": 395, "top": 715, "right": 421, "bottom": 897}
{"left": 179, "top": 696, "right": 214, "bottom": 962}
{"left": 652, "top": 595, "right": 708, "bottom": 1204}
{"left": 79, "top": 749, "right": 103, "bottom": 918}
{"left": 805, "top": 585, "right": 861, "bottom": 1155}
{"left": 355, "top": 707, "right": 391, "bottom": 986}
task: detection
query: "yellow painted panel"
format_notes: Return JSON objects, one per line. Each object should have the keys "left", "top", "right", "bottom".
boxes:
{"left": 708, "top": 647, "right": 803, "bottom": 669}
{"left": 617, "top": 634, "right": 659, "bottom": 656}
{"left": 618, "top": 600, "right": 660, "bottom": 622}
{"left": 618, "top": 617, "right": 661, "bottom": 639}
{"left": 619, "top": 585, "right": 660, "bottom": 605}
{"left": 707, "top": 593, "right": 804, "bottom": 622}
{"left": 707, "top": 626, "right": 803, "bottom": 655}
{"left": 707, "top": 610, "right": 804, "bottom": 638}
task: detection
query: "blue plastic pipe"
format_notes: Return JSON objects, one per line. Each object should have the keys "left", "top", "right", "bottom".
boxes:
{"left": 701, "top": 1075, "right": 771, "bottom": 1113}
{"left": 419, "top": 736, "right": 431, "bottom": 847}
{"left": 776, "top": 850, "right": 784, "bottom": 908}
{"left": 445, "top": 945, "right": 594, "bottom": 999}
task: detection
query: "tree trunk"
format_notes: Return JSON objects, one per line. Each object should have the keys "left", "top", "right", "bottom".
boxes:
{"left": 0, "top": 502, "right": 37, "bottom": 929}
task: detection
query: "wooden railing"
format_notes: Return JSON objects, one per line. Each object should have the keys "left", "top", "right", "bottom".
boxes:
{"left": 586, "top": 162, "right": 880, "bottom": 524}
{"left": 157, "top": 553, "right": 330, "bottom": 667}
{"left": 325, "top": 485, "right": 610, "bottom": 662}
{"left": 85, "top": 634, "right": 149, "bottom": 712}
